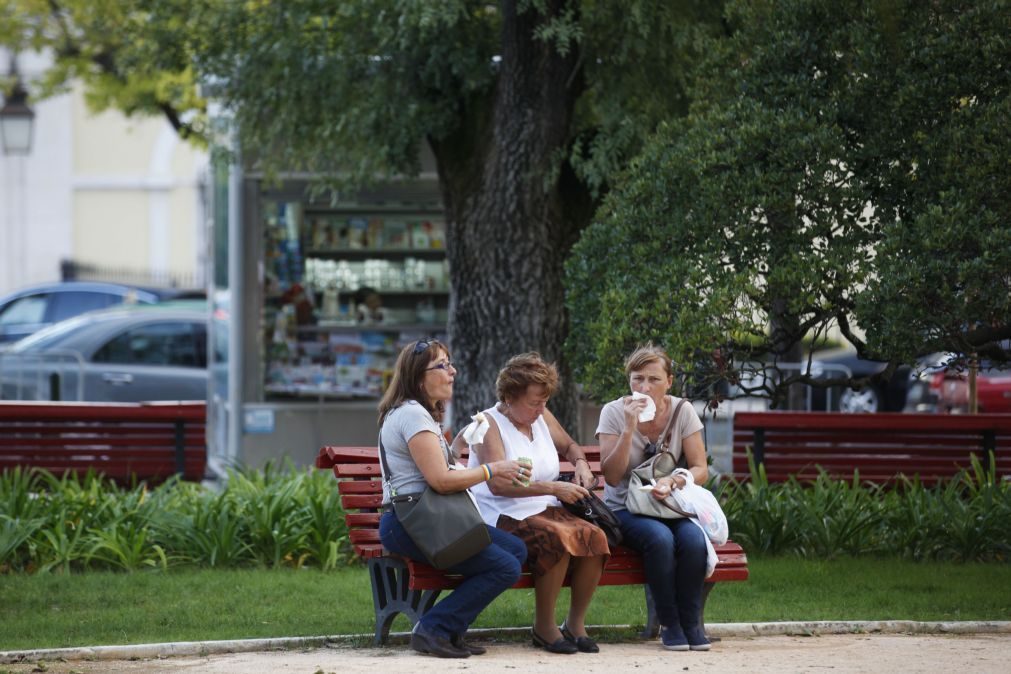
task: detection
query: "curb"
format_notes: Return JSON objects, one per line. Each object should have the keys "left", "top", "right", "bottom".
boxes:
{"left": 2, "top": 621, "right": 1009, "bottom": 664}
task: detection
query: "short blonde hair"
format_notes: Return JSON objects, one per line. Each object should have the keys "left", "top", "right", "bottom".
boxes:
{"left": 495, "top": 352, "right": 559, "bottom": 402}
{"left": 624, "top": 343, "right": 674, "bottom": 378}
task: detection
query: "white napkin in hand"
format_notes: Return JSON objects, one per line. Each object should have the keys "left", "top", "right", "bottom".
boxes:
{"left": 462, "top": 411, "right": 490, "bottom": 445}
{"left": 631, "top": 391, "right": 656, "bottom": 422}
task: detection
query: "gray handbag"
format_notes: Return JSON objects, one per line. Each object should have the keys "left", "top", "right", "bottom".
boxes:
{"left": 624, "top": 399, "right": 694, "bottom": 519}
{"left": 380, "top": 437, "right": 490, "bottom": 569}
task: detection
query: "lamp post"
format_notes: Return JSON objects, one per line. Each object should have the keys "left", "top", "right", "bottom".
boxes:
{"left": 0, "top": 55, "right": 35, "bottom": 155}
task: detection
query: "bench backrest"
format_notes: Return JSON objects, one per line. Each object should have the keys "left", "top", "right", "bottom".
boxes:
{"left": 315, "top": 445, "right": 598, "bottom": 560}
{"left": 732, "top": 411, "right": 1011, "bottom": 484}
{"left": 0, "top": 401, "right": 207, "bottom": 483}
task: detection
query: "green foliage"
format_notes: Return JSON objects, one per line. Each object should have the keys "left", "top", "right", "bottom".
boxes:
{"left": 566, "top": 0, "right": 1011, "bottom": 402}
{"left": 0, "top": 465, "right": 354, "bottom": 574}
{"left": 718, "top": 452, "right": 1011, "bottom": 562}
{"left": 2, "top": 0, "right": 208, "bottom": 141}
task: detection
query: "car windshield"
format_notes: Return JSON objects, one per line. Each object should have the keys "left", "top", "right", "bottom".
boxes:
{"left": 6, "top": 314, "right": 96, "bottom": 353}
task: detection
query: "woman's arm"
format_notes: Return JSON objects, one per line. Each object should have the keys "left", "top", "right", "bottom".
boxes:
{"left": 408, "top": 430, "right": 525, "bottom": 493}
{"left": 650, "top": 431, "right": 708, "bottom": 496}
{"left": 598, "top": 396, "right": 647, "bottom": 486}
{"left": 541, "top": 408, "right": 595, "bottom": 489}
{"left": 472, "top": 417, "right": 589, "bottom": 503}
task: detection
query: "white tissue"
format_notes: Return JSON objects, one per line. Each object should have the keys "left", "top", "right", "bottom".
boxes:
{"left": 631, "top": 391, "right": 656, "bottom": 422}
{"left": 462, "top": 411, "right": 491, "bottom": 444}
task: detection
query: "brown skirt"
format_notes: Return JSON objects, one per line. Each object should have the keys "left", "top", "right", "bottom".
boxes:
{"left": 497, "top": 506, "right": 610, "bottom": 576}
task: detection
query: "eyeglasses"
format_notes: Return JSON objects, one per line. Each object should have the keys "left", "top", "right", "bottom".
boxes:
{"left": 426, "top": 360, "right": 454, "bottom": 372}
{"left": 413, "top": 340, "right": 431, "bottom": 355}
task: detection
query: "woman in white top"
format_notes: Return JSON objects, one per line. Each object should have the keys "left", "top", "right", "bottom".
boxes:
{"left": 467, "top": 353, "right": 609, "bottom": 654}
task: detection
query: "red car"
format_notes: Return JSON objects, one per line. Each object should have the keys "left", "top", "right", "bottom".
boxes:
{"left": 930, "top": 364, "right": 1011, "bottom": 413}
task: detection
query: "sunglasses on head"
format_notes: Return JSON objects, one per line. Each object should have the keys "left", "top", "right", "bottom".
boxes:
{"left": 413, "top": 340, "right": 431, "bottom": 354}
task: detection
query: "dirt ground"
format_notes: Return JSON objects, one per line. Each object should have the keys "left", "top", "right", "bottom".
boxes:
{"left": 4, "top": 634, "right": 1010, "bottom": 674}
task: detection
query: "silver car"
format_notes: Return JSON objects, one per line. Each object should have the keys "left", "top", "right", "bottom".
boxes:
{"left": 0, "top": 303, "right": 208, "bottom": 402}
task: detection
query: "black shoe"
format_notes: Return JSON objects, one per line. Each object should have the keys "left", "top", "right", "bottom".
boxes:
{"left": 531, "top": 628, "right": 578, "bottom": 654}
{"left": 410, "top": 629, "right": 471, "bottom": 658}
{"left": 560, "top": 621, "right": 600, "bottom": 653}
{"left": 451, "top": 633, "right": 487, "bottom": 655}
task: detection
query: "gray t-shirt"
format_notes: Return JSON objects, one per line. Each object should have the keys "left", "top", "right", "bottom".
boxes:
{"left": 379, "top": 400, "right": 450, "bottom": 505}
{"left": 595, "top": 395, "right": 704, "bottom": 512}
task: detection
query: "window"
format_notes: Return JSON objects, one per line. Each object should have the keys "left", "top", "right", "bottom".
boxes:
{"left": 0, "top": 294, "right": 48, "bottom": 326}
{"left": 47, "top": 291, "right": 120, "bottom": 322}
{"left": 93, "top": 321, "right": 206, "bottom": 368}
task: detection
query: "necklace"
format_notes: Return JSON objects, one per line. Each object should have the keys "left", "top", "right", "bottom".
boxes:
{"left": 499, "top": 403, "right": 533, "bottom": 438}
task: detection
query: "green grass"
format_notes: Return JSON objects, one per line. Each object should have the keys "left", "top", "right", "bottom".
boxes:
{"left": 3, "top": 557, "right": 1010, "bottom": 651}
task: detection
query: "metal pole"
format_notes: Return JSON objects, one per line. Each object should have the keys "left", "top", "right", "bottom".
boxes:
{"left": 226, "top": 136, "right": 244, "bottom": 464}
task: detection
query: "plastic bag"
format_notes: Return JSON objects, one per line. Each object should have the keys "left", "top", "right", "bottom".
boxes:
{"left": 670, "top": 468, "right": 729, "bottom": 545}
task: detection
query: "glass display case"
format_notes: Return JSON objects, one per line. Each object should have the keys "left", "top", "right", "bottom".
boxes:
{"left": 260, "top": 197, "right": 449, "bottom": 400}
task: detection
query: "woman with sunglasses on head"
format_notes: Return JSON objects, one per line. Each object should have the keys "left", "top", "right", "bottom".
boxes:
{"left": 378, "top": 339, "right": 530, "bottom": 659}
{"left": 465, "top": 353, "right": 608, "bottom": 655}
{"left": 595, "top": 344, "right": 710, "bottom": 652}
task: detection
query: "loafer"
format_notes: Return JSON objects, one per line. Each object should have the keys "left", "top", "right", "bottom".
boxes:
{"left": 685, "top": 626, "right": 711, "bottom": 651}
{"left": 410, "top": 628, "right": 471, "bottom": 658}
{"left": 660, "top": 624, "right": 689, "bottom": 651}
{"left": 531, "top": 628, "right": 578, "bottom": 654}
{"left": 451, "top": 633, "right": 487, "bottom": 655}
{"left": 560, "top": 621, "right": 600, "bottom": 653}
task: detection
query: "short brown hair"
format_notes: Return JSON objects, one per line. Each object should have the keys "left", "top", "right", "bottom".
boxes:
{"left": 378, "top": 339, "right": 450, "bottom": 425}
{"left": 495, "top": 352, "right": 559, "bottom": 402}
{"left": 624, "top": 343, "right": 674, "bottom": 378}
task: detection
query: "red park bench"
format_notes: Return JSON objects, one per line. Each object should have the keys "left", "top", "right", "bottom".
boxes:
{"left": 316, "top": 444, "right": 749, "bottom": 645}
{"left": 732, "top": 411, "right": 1011, "bottom": 484}
{"left": 0, "top": 401, "right": 207, "bottom": 484}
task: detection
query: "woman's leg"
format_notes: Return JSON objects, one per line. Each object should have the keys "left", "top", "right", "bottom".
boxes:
{"left": 668, "top": 518, "right": 708, "bottom": 630}
{"left": 379, "top": 513, "right": 525, "bottom": 639}
{"left": 615, "top": 509, "right": 679, "bottom": 628}
{"left": 533, "top": 552, "right": 570, "bottom": 640}
{"left": 564, "top": 554, "right": 605, "bottom": 636}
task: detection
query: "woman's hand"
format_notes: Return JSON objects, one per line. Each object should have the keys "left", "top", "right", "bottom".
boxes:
{"left": 551, "top": 480, "right": 591, "bottom": 505}
{"left": 574, "top": 461, "right": 597, "bottom": 489}
{"left": 622, "top": 395, "right": 648, "bottom": 428}
{"left": 650, "top": 475, "right": 686, "bottom": 500}
{"left": 488, "top": 459, "right": 529, "bottom": 484}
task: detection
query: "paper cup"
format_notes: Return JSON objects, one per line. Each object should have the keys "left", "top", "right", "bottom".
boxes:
{"left": 516, "top": 456, "right": 532, "bottom": 487}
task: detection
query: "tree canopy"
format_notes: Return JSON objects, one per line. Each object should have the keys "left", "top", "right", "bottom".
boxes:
{"left": 2, "top": 1, "right": 726, "bottom": 429}
{"left": 565, "top": 0, "right": 1011, "bottom": 406}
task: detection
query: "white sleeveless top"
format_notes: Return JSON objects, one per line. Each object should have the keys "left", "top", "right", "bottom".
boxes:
{"left": 467, "top": 405, "right": 561, "bottom": 527}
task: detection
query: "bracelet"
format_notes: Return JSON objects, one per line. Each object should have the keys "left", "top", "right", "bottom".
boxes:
{"left": 574, "top": 457, "right": 589, "bottom": 466}
{"left": 482, "top": 464, "right": 492, "bottom": 481}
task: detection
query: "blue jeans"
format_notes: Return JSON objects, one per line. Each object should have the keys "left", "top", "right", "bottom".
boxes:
{"left": 615, "top": 509, "right": 707, "bottom": 629}
{"left": 379, "top": 511, "right": 527, "bottom": 639}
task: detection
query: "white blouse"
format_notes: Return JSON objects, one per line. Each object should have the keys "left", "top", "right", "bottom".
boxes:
{"left": 467, "top": 405, "right": 561, "bottom": 527}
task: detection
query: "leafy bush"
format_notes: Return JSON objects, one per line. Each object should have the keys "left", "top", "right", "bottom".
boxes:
{"left": 0, "top": 464, "right": 354, "bottom": 574}
{"left": 718, "top": 453, "right": 1011, "bottom": 562}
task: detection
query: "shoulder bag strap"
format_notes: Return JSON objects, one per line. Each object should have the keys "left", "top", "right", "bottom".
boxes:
{"left": 657, "top": 398, "right": 689, "bottom": 453}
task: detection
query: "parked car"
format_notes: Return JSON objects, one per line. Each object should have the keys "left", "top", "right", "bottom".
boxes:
{"left": 808, "top": 348, "right": 914, "bottom": 413}
{"left": 0, "top": 302, "right": 208, "bottom": 402}
{"left": 0, "top": 281, "right": 204, "bottom": 345}
{"left": 929, "top": 361, "right": 1011, "bottom": 414}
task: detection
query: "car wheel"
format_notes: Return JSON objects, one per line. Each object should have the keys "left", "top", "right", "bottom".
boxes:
{"left": 839, "top": 387, "right": 881, "bottom": 413}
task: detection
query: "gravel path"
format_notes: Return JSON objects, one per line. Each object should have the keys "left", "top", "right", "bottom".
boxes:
{"left": 3, "top": 632, "right": 1010, "bottom": 674}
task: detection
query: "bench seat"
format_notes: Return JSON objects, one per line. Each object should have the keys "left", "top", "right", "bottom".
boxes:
{"left": 317, "top": 444, "right": 748, "bottom": 645}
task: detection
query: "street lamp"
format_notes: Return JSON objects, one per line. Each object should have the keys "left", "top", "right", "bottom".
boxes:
{"left": 0, "top": 56, "right": 34, "bottom": 155}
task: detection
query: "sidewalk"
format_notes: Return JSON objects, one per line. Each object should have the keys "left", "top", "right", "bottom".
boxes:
{"left": 3, "top": 622, "right": 1010, "bottom": 674}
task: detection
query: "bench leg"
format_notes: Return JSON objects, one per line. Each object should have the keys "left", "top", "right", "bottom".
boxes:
{"left": 642, "top": 584, "right": 660, "bottom": 639}
{"left": 368, "top": 557, "right": 442, "bottom": 646}
{"left": 641, "top": 580, "right": 718, "bottom": 641}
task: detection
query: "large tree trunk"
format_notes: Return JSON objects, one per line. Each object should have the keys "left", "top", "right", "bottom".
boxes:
{"left": 429, "top": 0, "right": 590, "bottom": 433}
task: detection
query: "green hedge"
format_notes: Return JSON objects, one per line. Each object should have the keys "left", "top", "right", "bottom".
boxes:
{"left": 2, "top": 457, "right": 1008, "bottom": 574}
